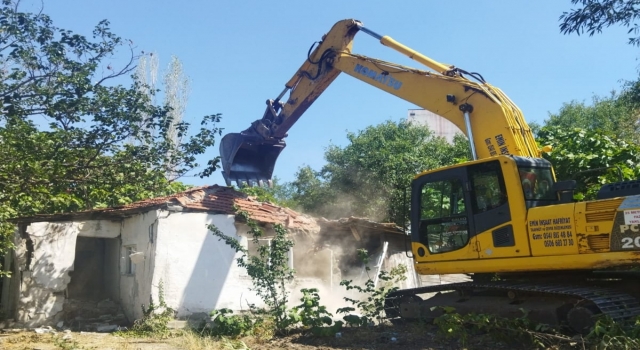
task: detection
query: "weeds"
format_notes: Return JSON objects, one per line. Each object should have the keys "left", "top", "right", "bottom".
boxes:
{"left": 220, "top": 337, "right": 251, "bottom": 349}
{"left": 209, "top": 210, "right": 295, "bottom": 334}
{"left": 432, "top": 306, "right": 561, "bottom": 348}
{"left": 53, "top": 336, "right": 85, "bottom": 350}
{"left": 209, "top": 211, "right": 343, "bottom": 338}
{"left": 585, "top": 314, "right": 640, "bottom": 349}
{"left": 206, "top": 308, "right": 259, "bottom": 338}
{"left": 289, "top": 287, "right": 343, "bottom": 336}
{"left": 116, "top": 280, "right": 175, "bottom": 338}
{"left": 337, "top": 248, "right": 408, "bottom": 326}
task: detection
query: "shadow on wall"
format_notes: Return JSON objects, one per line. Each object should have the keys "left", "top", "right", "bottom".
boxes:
{"left": 163, "top": 214, "right": 239, "bottom": 320}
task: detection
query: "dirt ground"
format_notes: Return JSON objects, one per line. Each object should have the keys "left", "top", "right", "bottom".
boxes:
{"left": 0, "top": 323, "right": 540, "bottom": 350}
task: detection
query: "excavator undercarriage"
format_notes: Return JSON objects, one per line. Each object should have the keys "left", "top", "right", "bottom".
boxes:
{"left": 384, "top": 270, "right": 640, "bottom": 333}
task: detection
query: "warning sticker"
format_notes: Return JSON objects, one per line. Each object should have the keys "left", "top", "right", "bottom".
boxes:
{"left": 624, "top": 209, "right": 640, "bottom": 224}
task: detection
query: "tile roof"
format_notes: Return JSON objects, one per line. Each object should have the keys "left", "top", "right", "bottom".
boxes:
{"left": 172, "top": 186, "right": 319, "bottom": 233}
{"left": 11, "top": 185, "right": 319, "bottom": 233}
{"left": 12, "top": 186, "right": 405, "bottom": 237}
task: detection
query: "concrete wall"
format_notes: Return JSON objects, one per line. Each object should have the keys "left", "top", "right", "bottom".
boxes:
{"left": 11, "top": 219, "right": 121, "bottom": 326}
{"left": 16, "top": 222, "right": 80, "bottom": 326}
{"left": 5, "top": 210, "right": 425, "bottom": 327}
{"left": 118, "top": 211, "right": 159, "bottom": 322}
{"left": 151, "top": 212, "right": 256, "bottom": 318}
{"left": 6, "top": 210, "right": 301, "bottom": 325}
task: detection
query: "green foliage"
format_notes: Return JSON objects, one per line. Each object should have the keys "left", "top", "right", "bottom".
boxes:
{"left": 120, "top": 280, "right": 175, "bottom": 338}
{"left": 210, "top": 211, "right": 341, "bottom": 337}
{"left": 208, "top": 308, "right": 257, "bottom": 338}
{"left": 432, "top": 307, "right": 640, "bottom": 349}
{"left": 539, "top": 92, "right": 640, "bottom": 144}
{"left": 560, "top": 0, "right": 640, "bottom": 47}
{"left": 433, "top": 307, "right": 558, "bottom": 349}
{"left": 0, "top": 0, "right": 223, "bottom": 274}
{"left": 586, "top": 315, "right": 640, "bottom": 349}
{"left": 337, "top": 249, "right": 408, "bottom": 326}
{"left": 53, "top": 336, "right": 84, "bottom": 350}
{"left": 533, "top": 79, "right": 640, "bottom": 199}
{"left": 289, "top": 288, "right": 342, "bottom": 336}
{"left": 235, "top": 176, "right": 296, "bottom": 208}
{"left": 286, "top": 120, "right": 470, "bottom": 225}
{"left": 537, "top": 126, "right": 640, "bottom": 199}
{"left": 209, "top": 211, "right": 295, "bottom": 333}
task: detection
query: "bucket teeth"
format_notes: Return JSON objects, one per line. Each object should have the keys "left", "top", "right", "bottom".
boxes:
{"left": 219, "top": 132, "right": 285, "bottom": 187}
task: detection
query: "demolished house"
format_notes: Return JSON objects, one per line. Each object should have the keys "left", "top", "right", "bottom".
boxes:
{"left": 0, "top": 185, "right": 427, "bottom": 330}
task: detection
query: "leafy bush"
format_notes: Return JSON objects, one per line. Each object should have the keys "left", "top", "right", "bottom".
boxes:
{"left": 208, "top": 308, "right": 257, "bottom": 338}
{"left": 289, "top": 288, "right": 342, "bottom": 336}
{"left": 119, "top": 280, "right": 175, "bottom": 338}
{"left": 337, "top": 248, "right": 408, "bottom": 326}
{"left": 586, "top": 315, "right": 640, "bottom": 350}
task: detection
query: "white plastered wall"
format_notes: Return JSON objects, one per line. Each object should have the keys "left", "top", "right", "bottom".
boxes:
{"left": 13, "top": 219, "right": 121, "bottom": 326}
{"left": 8, "top": 209, "right": 329, "bottom": 325}
{"left": 118, "top": 210, "right": 160, "bottom": 322}
{"left": 151, "top": 211, "right": 261, "bottom": 318}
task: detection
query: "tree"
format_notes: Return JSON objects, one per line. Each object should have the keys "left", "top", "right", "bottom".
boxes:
{"left": 533, "top": 76, "right": 640, "bottom": 199}
{"left": 236, "top": 176, "right": 296, "bottom": 208}
{"left": 559, "top": 0, "right": 640, "bottom": 46}
{"left": 537, "top": 125, "right": 640, "bottom": 199}
{"left": 0, "top": 0, "right": 223, "bottom": 271}
{"left": 286, "top": 120, "right": 470, "bottom": 225}
{"left": 539, "top": 90, "right": 640, "bottom": 143}
{"left": 133, "top": 53, "right": 191, "bottom": 179}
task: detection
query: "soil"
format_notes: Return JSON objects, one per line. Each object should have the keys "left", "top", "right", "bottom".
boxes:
{"left": 0, "top": 323, "right": 542, "bottom": 350}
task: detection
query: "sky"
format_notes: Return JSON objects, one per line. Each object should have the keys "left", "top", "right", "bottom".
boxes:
{"left": 26, "top": 0, "right": 640, "bottom": 187}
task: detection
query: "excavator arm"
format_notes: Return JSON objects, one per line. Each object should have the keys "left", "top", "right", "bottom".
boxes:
{"left": 219, "top": 19, "right": 541, "bottom": 186}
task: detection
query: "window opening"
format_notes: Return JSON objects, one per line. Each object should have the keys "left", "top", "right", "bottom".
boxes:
{"left": 123, "top": 245, "right": 136, "bottom": 275}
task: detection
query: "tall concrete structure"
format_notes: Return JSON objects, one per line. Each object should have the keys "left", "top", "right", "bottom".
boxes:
{"left": 407, "top": 109, "right": 463, "bottom": 143}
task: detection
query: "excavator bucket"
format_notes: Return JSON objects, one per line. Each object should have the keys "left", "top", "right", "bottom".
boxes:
{"left": 219, "top": 132, "right": 286, "bottom": 187}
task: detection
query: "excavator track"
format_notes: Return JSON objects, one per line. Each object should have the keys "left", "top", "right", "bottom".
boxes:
{"left": 385, "top": 281, "right": 640, "bottom": 331}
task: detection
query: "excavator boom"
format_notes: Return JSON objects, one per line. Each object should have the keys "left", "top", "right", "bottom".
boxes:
{"left": 220, "top": 19, "right": 359, "bottom": 186}
{"left": 219, "top": 19, "right": 540, "bottom": 186}
{"left": 218, "top": 19, "right": 640, "bottom": 333}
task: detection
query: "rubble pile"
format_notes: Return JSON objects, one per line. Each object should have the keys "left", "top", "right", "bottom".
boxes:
{"left": 61, "top": 298, "right": 128, "bottom": 332}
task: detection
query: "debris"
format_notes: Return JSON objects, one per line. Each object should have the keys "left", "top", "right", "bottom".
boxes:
{"left": 96, "top": 299, "right": 117, "bottom": 309}
{"left": 34, "top": 326, "right": 55, "bottom": 334}
{"left": 95, "top": 324, "right": 119, "bottom": 332}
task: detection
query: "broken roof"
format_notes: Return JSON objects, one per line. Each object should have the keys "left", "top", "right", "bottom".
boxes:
{"left": 11, "top": 185, "right": 319, "bottom": 233}
{"left": 11, "top": 186, "right": 408, "bottom": 238}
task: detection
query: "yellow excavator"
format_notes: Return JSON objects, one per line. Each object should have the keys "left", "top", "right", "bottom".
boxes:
{"left": 219, "top": 19, "right": 640, "bottom": 332}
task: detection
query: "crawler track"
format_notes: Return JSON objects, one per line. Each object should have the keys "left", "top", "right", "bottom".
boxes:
{"left": 384, "top": 281, "right": 640, "bottom": 327}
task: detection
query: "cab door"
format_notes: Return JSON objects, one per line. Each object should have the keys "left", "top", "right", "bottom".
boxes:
{"left": 467, "top": 160, "right": 530, "bottom": 258}
{"left": 411, "top": 166, "right": 479, "bottom": 262}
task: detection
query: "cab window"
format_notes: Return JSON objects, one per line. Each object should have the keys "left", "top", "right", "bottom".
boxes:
{"left": 518, "top": 166, "right": 555, "bottom": 201}
{"left": 469, "top": 161, "right": 507, "bottom": 213}
{"left": 418, "top": 178, "right": 469, "bottom": 254}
